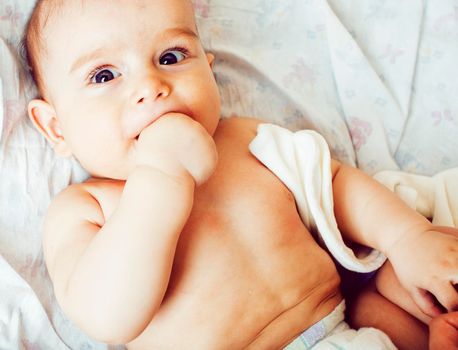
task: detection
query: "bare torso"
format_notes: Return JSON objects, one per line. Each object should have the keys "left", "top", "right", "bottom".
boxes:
{"left": 83, "top": 118, "right": 342, "bottom": 349}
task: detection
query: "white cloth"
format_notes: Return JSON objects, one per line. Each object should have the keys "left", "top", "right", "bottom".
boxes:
{"left": 2, "top": 0, "right": 458, "bottom": 348}
{"left": 249, "top": 123, "right": 386, "bottom": 273}
{"left": 199, "top": 0, "right": 458, "bottom": 175}
{"left": 312, "top": 321, "right": 396, "bottom": 350}
{"left": 375, "top": 168, "right": 458, "bottom": 228}
{"left": 0, "top": 78, "right": 3, "bottom": 138}
{"left": 286, "top": 301, "right": 396, "bottom": 350}
{"left": 0, "top": 255, "right": 68, "bottom": 350}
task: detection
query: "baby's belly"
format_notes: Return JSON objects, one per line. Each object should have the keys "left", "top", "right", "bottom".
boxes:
{"left": 128, "top": 208, "right": 342, "bottom": 349}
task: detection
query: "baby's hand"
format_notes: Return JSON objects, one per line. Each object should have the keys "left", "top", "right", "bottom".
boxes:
{"left": 387, "top": 226, "right": 458, "bottom": 318}
{"left": 134, "top": 113, "right": 218, "bottom": 185}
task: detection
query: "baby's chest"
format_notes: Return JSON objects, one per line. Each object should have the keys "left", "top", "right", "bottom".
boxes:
{"left": 187, "top": 155, "right": 307, "bottom": 252}
{"left": 166, "top": 160, "right": 333, "bottom": 332}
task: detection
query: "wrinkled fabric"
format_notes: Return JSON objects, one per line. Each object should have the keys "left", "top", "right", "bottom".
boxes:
{"left": 375, "top": 168, "right": 458, "bottom": 227}
{"left": 1, "top": 0, "right": 458, "bottom": 348}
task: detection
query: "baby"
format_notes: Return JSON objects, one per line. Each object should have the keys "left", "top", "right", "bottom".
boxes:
{"left": 429, "top": 311, "right": 458, "bottom": 349}
{"left": 24, "top": 0, "right": 458, "bottom": 349}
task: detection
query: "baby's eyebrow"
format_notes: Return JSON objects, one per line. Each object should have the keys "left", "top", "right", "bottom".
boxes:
{"left": 69, "top": 47, "right": 108, "bottom": 74}
{"left": 161, "top": 27, "right": 198, "bottom": 40}
{"left": 68, "top": 27, "right": 198, "bottom": 74}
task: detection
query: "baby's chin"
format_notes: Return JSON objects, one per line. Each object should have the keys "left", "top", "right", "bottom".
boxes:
{"left": 88, "top": 171, "right": 128, "bottom": 182}
{"left": 74, "top": 142, "right": 140, "bottom": 181}
{"left": 82, "top": 160, "right": 133, "bottom": 182}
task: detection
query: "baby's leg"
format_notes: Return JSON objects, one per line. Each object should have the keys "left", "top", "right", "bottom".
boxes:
{"left": 429, "top": 311, "right": 458, "bottom": 350}
{"left": 346, "top": 277, "right": 428, "bottom": 350}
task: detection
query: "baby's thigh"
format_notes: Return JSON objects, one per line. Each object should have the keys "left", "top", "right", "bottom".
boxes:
{"left": 346, "top": 276, "right": 428, "bottom": 350}
{"left": 429, "top": 311, "right": 458, "bottom": 350}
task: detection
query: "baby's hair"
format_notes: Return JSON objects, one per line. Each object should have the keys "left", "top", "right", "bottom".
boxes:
{"left": 23, "top": 0, "right": 64, "bottom": 97}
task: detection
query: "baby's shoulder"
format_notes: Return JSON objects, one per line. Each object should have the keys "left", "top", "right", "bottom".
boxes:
{"left": 218, "top": 115, "right": 262, "bottom": 129}
{"left": 215, "top": 116, "right": 264, "bottom": 141}
{"left": 46, "top": 182, "right": 100, "bottom": 226}
{"left": 47, "top": 178, "right": 123, "bottom": 227}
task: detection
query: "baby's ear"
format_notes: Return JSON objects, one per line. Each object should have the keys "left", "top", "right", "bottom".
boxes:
{"left": 28, "top": 99, "right": 72, "bottom": 157}
{"left": 206, "top": 53, "right": 215, "bottom": 68}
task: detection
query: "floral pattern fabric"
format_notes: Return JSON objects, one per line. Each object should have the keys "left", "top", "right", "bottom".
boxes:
{"left": 1, "top": 0, "right": 458, "bottom": 348}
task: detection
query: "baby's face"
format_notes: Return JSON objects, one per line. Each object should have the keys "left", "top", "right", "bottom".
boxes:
{"left": 35, "top": 0, "right": 220, "bottom": 179}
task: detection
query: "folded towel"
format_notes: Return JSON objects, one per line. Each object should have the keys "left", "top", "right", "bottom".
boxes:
{"left": 249, "top": 123, "right": 386, "bottom": 273}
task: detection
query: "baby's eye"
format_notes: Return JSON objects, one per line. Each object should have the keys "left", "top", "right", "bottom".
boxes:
{"left": 90, "top": 68, "right": 121, "bottom": 84}
{"left": 159, "top": 50, "right": 186, "bottom": 65}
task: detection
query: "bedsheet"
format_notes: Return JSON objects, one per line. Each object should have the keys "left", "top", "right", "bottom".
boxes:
{"left": 1, "top": 0, "right": 458, "bottom": 348}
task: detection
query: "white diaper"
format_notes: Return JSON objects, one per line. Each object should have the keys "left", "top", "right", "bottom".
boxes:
{"left": 285, "top": 301, "right": 396, "bottom": 350}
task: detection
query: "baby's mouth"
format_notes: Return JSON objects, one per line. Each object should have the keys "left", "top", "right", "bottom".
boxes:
{"left": 132, "top": 110, "right": 187, "bottom": 141}
{"left": 133, "top": 111, "right": 172, "bottom": 141}
{"left": 133, "top": 116, "right": 160, "bottom": 141}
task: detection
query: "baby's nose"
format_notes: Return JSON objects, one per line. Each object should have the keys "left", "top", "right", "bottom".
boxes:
{"left": 132, "top": 73, "right": 171, "bottom": 105}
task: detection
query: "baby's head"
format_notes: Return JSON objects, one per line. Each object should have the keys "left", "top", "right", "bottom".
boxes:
{"left": 25, "top": 0, "right": 220, "bottom": 179}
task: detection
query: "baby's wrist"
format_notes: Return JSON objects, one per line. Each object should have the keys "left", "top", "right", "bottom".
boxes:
{"left": 132, "top": 163, "right": 195, "bottom": 189}
{"left": 384, "top": 221, "right": 433, "bottom": 259}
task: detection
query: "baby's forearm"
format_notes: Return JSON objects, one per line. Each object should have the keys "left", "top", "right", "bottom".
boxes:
{"left": 60, "top": 166, "right": 194, "bottom": 343}
{"left": 332, "top": 163, "right": 432, "bottom": 255}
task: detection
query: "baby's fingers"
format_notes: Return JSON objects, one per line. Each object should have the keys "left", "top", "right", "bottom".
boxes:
{"left": 411, "top": 288, "right": 443, "bottom": 318}
{"left": 431, "top": 282, "right": 458, "bottom": 312}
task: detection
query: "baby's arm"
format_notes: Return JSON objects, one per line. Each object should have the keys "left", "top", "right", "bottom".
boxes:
{"left": 331, "top": 160, "right": 458, "bottom": 317}
{"left": 43, "top": 114, "right": 217, "bottom": 344}
{"left": 45, "top": 168, "right": 193, "bottom": 343}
